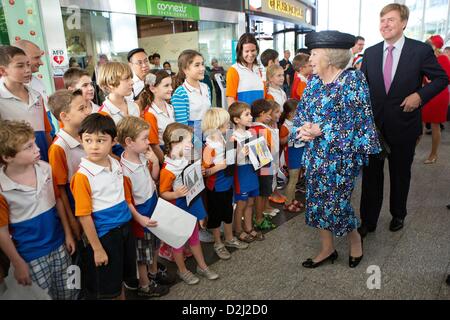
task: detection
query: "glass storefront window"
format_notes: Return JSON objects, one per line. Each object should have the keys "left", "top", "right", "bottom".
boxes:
{"left": 256, "top": 20, "right": 274, "bottom": 56}
{"left": 285, "top": 31, "right": 295, "bottom": 56}
{"left": 198, "top": 21, "right": 237, "bottom": 69}
{"left": 424, "top": 0, "right": 448, "bottom": 39}
{"left": 62, "top": 8, "right": 138, "bottom": 75}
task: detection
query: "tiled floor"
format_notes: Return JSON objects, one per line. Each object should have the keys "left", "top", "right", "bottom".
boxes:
{"left": 129, "top": 124, "right": 450, "bottom": 300}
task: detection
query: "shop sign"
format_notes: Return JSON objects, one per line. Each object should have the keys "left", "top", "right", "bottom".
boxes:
{"left": 147, "top": 0, "right": 200, "bottom": 21}
{"left": 253, "top": 0, "right": 309, "bottom": 23}
{"left": 50, "top": 48, "right": 68, "bottom": 76}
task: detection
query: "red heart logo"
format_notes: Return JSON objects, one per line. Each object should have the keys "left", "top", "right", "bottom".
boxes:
{"left": 53, "top": 55, "right": 64, "bottom": 65}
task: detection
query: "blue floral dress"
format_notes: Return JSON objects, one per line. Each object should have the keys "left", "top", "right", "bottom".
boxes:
{"left": 291, "top": 69, "right": 381, "bottom": 236}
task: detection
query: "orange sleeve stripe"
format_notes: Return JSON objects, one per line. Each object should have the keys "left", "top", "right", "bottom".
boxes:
{"left": 143, "top": 111, "right": 159, "bottom": 145}
{"left": 225, "top": 67, "right": 239, "bottom": 99}
{"left": 266, "top": 128, "right": 272, "bottom": 149}
{"left": 70, "top": 172, "right": 93, "bottom": 216}
{"left": 159, "top": 168, "right": 175, "bottom": 194}
{"left": 266, "top": 93, "right": 274, "bottom": 101}
{"left": 202, "top": 146, "right": 216, "bottom": 168}
{"left": 280, "top": 125, "right": 289, "bottom": 139}
{"left": 0, "top": 195, "right": 9, "bottom": 227}
{"left": 297, "top": 81, "right": 307, "bottom": 100}
{"left": 123, "top": 176, "right": 134, "bottom": 205}
{"left": 48, "top": 144, "right": 69, "bottom": 186}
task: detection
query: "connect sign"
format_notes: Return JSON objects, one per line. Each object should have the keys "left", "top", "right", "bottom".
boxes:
{"left": 148, "top": 0, "right": 200, "bottom": 21}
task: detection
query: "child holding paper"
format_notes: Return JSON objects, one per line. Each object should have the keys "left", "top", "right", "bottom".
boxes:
{"left": 117, "top": 116, "right": 172, "bottom": 298}
{"left": 251, "top": 99, "right": 276, "bottom": 231}
{"left": 228, "top": 102, "right": 263, "bottom": 243}
{"left": 159, "top": 123, "right": 219, "bottom": 285}
{"left": 202, "top": 108, "right": 249, "bottom": 260}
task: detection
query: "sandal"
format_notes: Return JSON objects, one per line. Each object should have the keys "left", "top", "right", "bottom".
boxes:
{"left": 245, "top": 228, "right": 265, "bottom": 241}
{"left": 284, "top": 202, "right": 301, "bottom": 213}
{"left": 269, "top": 195, "right": 286, "bottom": 204}
{"left": 237, "top": 231, "right": 255, "bottom": 243}
{"left": 292, "top": 200, "right": 304, "bottom": 209}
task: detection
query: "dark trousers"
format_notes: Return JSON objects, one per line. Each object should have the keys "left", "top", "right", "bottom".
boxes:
{"left": 360, "top": 139, "right": 416, "bottom": 229}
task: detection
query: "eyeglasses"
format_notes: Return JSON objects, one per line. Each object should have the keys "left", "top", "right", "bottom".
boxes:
{"left": 131, "top": 59, "right": 150, "bottom": 67}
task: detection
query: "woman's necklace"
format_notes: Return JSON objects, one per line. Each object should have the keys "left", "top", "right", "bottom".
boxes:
{"left": 327, "top": 69, "right": 344, "bottom": 84}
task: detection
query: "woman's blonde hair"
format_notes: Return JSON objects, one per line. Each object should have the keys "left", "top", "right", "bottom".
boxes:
{"left": 266, "top": 64, "right": 284, "bottom": 82}
{"left": 98, "top": 62, "right": 133, "bottom": 93}
{"left": 323, "top": 48, "right": 352, "bottom": 70}
{"left": 201, "top": 108, "right": 230, "bottom": 132}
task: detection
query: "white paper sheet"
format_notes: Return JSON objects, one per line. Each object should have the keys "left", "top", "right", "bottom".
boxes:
{"left": 147, "top": 198, "right": 197, "bottom": 248}
{"left": 247, "top": 136, "right": 273, "bottom": 170}
{"left": 183, "top": 160, "right": 205, "bottom": 206}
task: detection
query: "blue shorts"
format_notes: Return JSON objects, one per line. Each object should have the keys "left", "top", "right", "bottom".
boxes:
{"left": 234, "top": 188, "right": 259, "bottom": 202}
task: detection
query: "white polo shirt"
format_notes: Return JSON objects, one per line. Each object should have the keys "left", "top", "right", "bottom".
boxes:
{"left": 70, "top": 156, "right": 132, "bottom": 237}
{"left": 0, "top": 81, "right": 51, "bottom": 161}
{"left": 0, "top": 161, "right": 64, "bottom": 262}
{"left": 49, "top": 129, "right": 86, "bottom": 185}
{"left": 183, "top": 81, "right": 211, "bottom": 121}
{"left": 90, "top": 101, "right": 100, "bottom": 113}
{"left": 99, "top": 96, "right": 140, "bottom": 125}
{"left": 268, "top": 86, "right": 287, "bottom": 112}
{"left": 146, "top": 102, "right": 175, "bottom": 146}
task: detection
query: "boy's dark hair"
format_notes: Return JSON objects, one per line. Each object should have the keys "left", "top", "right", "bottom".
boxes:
{"left": 279, "top": 98, "right": 299, "bottom": 129}
{"left": 251, "top": 99, "right": 272, "bottom": 118}
{"left": 48, "top": 89, "right": 83, "bottom": 121}
{"left": 0, "top": 45, "right": 26, "bottom": 67}
{"left": 79, "top": 113, "right": 117, "bottom": 140}
{"left": 296, "top": 48, "right": 311, "bottom": 55}
{"left": 228, "top": 101, "right": 251, "bottom": 125}
{"left": 260, "top": 49, "right": 279, "bottom": 67}
{"left": 153, "top": 53, "right": 161, "bottom": 59}
{"left": 292, "top": 53, "right": 310, "bottom": 72}
{"left": 355, "top": 36, "right": 365, "bottom": 43}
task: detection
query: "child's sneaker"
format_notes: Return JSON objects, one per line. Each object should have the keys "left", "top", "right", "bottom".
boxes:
{"left": 213, "top": 243, "right": 231, "bottom": 260}
{"left": 254, "top": 217, "right": 276, "bottom": 230}
{"left": 224, "top": 237, "right": 249, "bottom": 249}
{"left": 177, "top": 270, "right": 200, "bottom": 285}
{"left": 196, "top": 266, "right": 219, "bottom": 280}
{"left": 149, "top": 268, "right": 175, "bottom": 285}
{"left": 263, "top": 208, "right": 279, "bottom": 217}
{"left": 137, "top": 280, "right": 169, "bottom": 298}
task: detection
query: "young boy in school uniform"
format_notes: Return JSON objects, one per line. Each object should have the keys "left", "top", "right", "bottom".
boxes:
{"left": 117, "top": 116, "right": 172, "bottom": 297}
{"left": 64, "top": 67, "right": 100, "bottom": 113}
{"left": 48, "top": 89, "right": 91, "bottom": 242}
{"left": 70, "top": 113, "right": 136, "bottom": 300}
{"left": 0, "top": 46, "right": 52, "bottom": 162}
{"left": 0, "top": 120, "right": 76, "bottom": 299}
